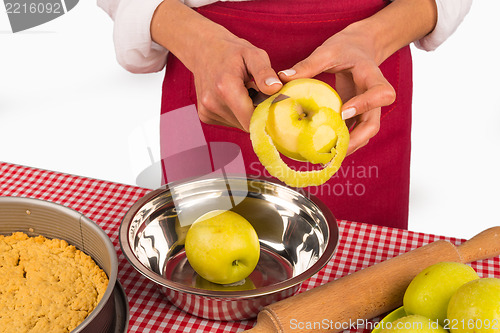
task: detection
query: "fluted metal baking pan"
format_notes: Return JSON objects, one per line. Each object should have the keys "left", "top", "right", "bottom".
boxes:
{"left": 0, "top": 196, "right": 127, "bottom": 333}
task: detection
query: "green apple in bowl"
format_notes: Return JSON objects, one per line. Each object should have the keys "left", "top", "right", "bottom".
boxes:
{"left": 184, "top": 210, "right": 260, "bottom": 285}
{"left": 403, "top": 262, "right": 479, "bottom": 325}
{"left": 379, "top": 315, "right": 447, "bottom": 333}
{"left": 447, "top": 278, "right": 500, "bottom": 333}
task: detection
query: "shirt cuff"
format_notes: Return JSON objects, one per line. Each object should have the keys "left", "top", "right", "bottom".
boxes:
{"left": 414, "top": 0, "right": 472, "bottom": 51}
{"left": 107, "top": 0, "right": 168, "bottom": 73}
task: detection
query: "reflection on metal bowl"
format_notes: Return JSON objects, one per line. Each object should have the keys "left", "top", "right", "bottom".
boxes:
{"left": 120, "top": 177, "right": 339, "bottom": 321}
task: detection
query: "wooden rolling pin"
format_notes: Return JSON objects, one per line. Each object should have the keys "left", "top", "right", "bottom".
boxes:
{"left": 245, "top": 226, "right": 500, "bottom": 333}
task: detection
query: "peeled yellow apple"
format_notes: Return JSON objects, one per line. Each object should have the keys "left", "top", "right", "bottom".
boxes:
{"left": 184, "top": 210, "right": 260, "bottom": 285}
{"left": 266, "top": 99, "right": 338, "bottom": 164}
{"left": 265, "top": 98, "right": 307, "bottom": 161}
{"left": 379, "top": 315, "right": 447, "bottom": 333}
{"left": 447, "top": 278, "right": 500, "bottom": 333}
{"left": 297, "top": 108, "right": 340, "bottom": 164}
{"left": 403, "top": 262, "right": 480, "bottom": 326}
{"left": 250, "top": 78, "right": 349, "bottom": 188}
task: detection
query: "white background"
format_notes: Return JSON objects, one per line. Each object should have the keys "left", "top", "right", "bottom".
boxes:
{"left": 1, "top": 1, "right": 499, "bottom": 240}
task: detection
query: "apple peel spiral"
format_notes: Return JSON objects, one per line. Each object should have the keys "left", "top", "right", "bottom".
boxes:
{"left": 249, "top": 78, "right": 349, "bottom": 188}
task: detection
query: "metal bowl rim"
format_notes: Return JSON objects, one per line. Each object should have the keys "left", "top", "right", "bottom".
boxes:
{"left": 119, "top": 176, "right": 339, "bottom": 299}
{"left": 0, "top": 196, "right": 119, "bottom": 331}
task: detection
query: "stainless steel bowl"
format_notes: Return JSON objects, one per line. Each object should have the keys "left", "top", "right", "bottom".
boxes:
{"left": 120, "top": 177, "right": 338, "bottom": 321}
{"left": 0, "top": 197, "right": 128, "bottom": 333}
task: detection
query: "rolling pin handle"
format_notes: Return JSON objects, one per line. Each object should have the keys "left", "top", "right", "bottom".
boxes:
{"left": 456, "top": 226, "right": 500, "bottom": 263}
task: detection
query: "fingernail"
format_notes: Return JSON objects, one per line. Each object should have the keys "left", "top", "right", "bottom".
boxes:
{"left": 278, "top": 69, "right": 296, "bottom": 77}
{"left": 265, "top": 77, "right": 282, "bottom": 86}
{"left": 342, "top": 108, "right": 356, "bottom": 120}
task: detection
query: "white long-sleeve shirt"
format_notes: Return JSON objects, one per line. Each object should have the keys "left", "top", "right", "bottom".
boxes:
{"left": 97, "top": 0, "right": 472, "bottom": 74}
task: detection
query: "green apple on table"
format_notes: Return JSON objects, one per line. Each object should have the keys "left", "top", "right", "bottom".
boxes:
{"left": 403, "top": 262, "right": 480, "bottom": 325}
{"left": 447, "top": 278, "right": 500, "bottom": 333}
{"left": 379, "top": 314, "right": 447, "bottom": 333}
{"left": 184, "top": 210, "right": 260, "bottom": 285}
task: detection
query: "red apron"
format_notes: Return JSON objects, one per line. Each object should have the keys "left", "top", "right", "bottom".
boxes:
{"left": 160, "top": 0, "right": 413, "bottom": 229}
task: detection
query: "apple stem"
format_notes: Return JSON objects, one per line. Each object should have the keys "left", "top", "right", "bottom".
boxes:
{"left": 298, "top": 113, "right": 307, "bottom": 120}
{"left": 232, "top": 260, "right": 239, "bottom": 266}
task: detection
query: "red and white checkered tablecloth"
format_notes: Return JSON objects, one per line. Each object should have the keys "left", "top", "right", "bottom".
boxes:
{"left": 1, "top": 161, "right": 499, "bottom": 333}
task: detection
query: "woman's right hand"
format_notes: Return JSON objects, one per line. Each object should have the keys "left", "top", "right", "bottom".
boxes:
{"left": 191, "top": 31, "right": 283, "bottom": 131}
{"left": 151, "top": 0, "right": 282, "bottom": 131}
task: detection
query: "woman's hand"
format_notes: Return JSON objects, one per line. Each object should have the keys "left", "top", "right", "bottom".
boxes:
{"left": 151, "top": 0, "right": 282, "bottom": 132}
{"left": 278, "top": 0, "right": 437, "bottom": 155}
{"left": 190, "top": 31, "right": 283, "bottom": 131}
{"left": 278, "top": 26, "right": 395, "bottom": 155}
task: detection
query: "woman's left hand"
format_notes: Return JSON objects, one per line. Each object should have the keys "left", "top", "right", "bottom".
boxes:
{"left": 278, "top": 24, "right": 396, "bottom": 155}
